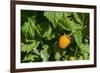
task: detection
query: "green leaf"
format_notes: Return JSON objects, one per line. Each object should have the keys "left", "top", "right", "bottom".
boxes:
{"left": 73, "top": 13, "right": 82, "bottom": 24}
{"left": 23, "top": 54, "right": 39, "bottom": 62}
{"left": 34, "top": 24, "right": 41, "bottom": 37}
{"left": 35, "top": 18, "right": 52, "bottom": 39}
{"left": 54, "top": 47, "right": 62, "bottom": 61}
{"left": 83, "top": 53, "right": 89, "bottom": 60}
{"left": 40, "top": 44, "right": 50, "bottom": 61}
{"left": 74, "top": 30, "right": 82, "bottom": 45}
{"left": 21, "top": 10, "right": 90, "bottom": 62}
{"left": 21, "top": 40, "right": 37, "bottom": 53}
{"left": 79, "top": 43, "right": 90, "bottom": 60}
{"left": 79, "top": 56, "right": 83, "bottom": 60}
{"left": 21, "top": 18, "right": 35, "bottom": 39}
{"left": 64, "top": 12, "right": 72, "bottom": 17}
{"left": 44, "top": 11, "right": 63, "bottom": 28}
{"left": 80, "top": 44, "right": 90, "bottom": 53}
{"left": 33, "top": 41, "right": 40, "bottom": 55}
{"left": 47, "top": 33, "right": 55, "bottom": 40}
{"left": 58, "top": 21, "right": 70, "bottom": 31}
{"left": 42, "top": 25, "right": 52, "bottom": 39}
{"left": 42, "top": 44, "right": 49, "bottom": 49}
{"left": 55, "top": 51, "right": 61, "bottom": 61}
{"left": 61, "top": 16, "right": 82, "bottom": 32}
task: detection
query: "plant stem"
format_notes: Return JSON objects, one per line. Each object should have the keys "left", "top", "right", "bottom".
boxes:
{"left": 74, "top": 45, "right": 78, "bottom": 57}
{"left": 69, "top": 32, "right": 73, "bottom": 37}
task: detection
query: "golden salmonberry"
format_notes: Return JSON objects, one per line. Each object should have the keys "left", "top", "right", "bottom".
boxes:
{"left": 59, "top": 34, "right": 70, "bottom": 49}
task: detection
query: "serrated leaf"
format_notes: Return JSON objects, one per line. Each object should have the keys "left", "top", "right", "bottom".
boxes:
{"left": 23, "top": 54, "right": 39, "bottom": 62}
{"left": 80, "top": 44, "right": 89, "bottom": 53}
{"left": 35, "top": 18, "right": 52, "bottom": 39}
{"left": 47, "top": 33, "right": 55, "bottom": 40}
{"left": 54, "top": 47, "right": 62, "bottom": 61}
{"left": 73, "top": 13, "right": 82, "bottom": 24}
{"left": 21, "top": 18, "right": 35, "bottom": 39}
{"left": 83, "top": 53, "right": 89, "bottom": 60}
{"left": 34, "top": 24, "right": 41, "bottom": 37}
{"left": 33, "top": 42, "right": 40, "bottom": 55}
{"left": 42, "top": 44, "right": 49, "bottom": 49}
{"left": 74, "top": 30, "right": 82, "bottom": 45}
{"left": 21, "top": 40, "right": 37, "bottom": 53}
{"left": 62, "top": 16, "right": 82, "bottom": 32}
{"left": 55, "top": 51, "right": 61, "bottom": 61}
{"left": 79, "top": 43, "right": 90, "bottom": 60}
{"left": 40, "top": 45, "right": 50, "bottom": 62}
{"left": 42, "top": 25, "right": 52, "bottom": 39}
{"left": 44, "top": 11, "right": 63, "bottom": 28}
{"left": 58, "top": 21, "right": 70, "bottom": 31}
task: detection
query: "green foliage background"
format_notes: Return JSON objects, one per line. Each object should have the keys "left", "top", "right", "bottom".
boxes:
{"left": 21, "top": 10, "right": 90, "bottom": 62}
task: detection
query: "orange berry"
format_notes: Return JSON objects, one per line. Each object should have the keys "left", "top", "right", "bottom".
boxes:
{"left": 59, "top": 34, "right": 70, "bottom": 49}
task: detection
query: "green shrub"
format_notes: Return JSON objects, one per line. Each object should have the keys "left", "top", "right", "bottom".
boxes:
{"left": 21, "top": 10, "right": 90, "bottom": 62}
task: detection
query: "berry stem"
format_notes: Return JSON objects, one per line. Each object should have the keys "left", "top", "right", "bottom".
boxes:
{"left": 68, "top": 32, "right": 74, "bottom": 37}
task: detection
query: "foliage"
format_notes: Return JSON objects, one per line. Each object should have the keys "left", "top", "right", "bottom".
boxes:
{"left": 21, "top": 10, "right": 90, "bottom": 62}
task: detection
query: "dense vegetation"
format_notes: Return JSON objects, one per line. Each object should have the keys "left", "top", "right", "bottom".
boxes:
{"left": 21, "top": 10, "right": 90, "bottom": 62}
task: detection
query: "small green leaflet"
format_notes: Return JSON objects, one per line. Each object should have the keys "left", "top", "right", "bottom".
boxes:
{"left": 32, "top": 41, "right": 40, "bottom": 55}
{"left": 58, "top": 21, "right": 70, "bottom": 31}
{"left": 79, "top": 43, "right": 90, "bottom": 60}
{"left": 44, "top": 11, "right": 63, "bottom": 28}
{"left": 79, "top": 56, "right": 83, "bottom": 60}
{"left": 54, "top": 47, "right": 63, "bottom": 61}
{"left": 73, "top": 13, "right": 82, "bottom": 24}
{"left": 42, "top": 25, "right": 52, "bottom": 39}
{"left": 40, "top": 44, "right": 50, "bottom": 62}
{"left": 83, "top": 53, "right": 89, "bottom": 60}
{"left": 23, "top": 54, "right": 39, "bottom": 62}
{"left": 21, "top": 40, "right": 37, "bottom": 53}
{"left": 55, "top": 51, "right": 61, "bottom": 61}
{"left": 80, "top": 43, "right": 90, "bottom": 53}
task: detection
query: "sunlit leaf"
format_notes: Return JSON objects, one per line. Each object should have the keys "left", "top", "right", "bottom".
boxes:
{"left": 55, "top": 51, "right": 61, "bottom": 61}
{"left": 33, "top": 41, "right": 40, "bottom": 55}
{"left": 83, "top": 53, "right": 89, "bottom": 60}
{"left": 44, "top": 11, "right": 63, "bottom": 28}
{"left": 61, "top": 16, "right": 82, "bottom": 33}
{"left": 74, "top": 30, "right": 82, "bottom": 45}
{"left": 21, "top": 40, "right": 37, "bottom": 53}
{"left": 42, "top": 25, "right": 52, "bottom": 39}
{"left": 80, "top": 43, "right": 90, "bottom": 53}
{"left": 54, "top": 47, "right": 63, "bottom": 61}
{"left": 23, "top": 54, "right": 39, "bottom": 62}
{"left": 73, "top": 13, "right": 82, "bottom": 24}
{"left": 21, "top": 10, "right": 90, "bottom": 62}
{"left": 40, "top": 44, "right": 50, "bottom": 61}
{"left": 21, "top": 18, "right": 35, "bottom": 39}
